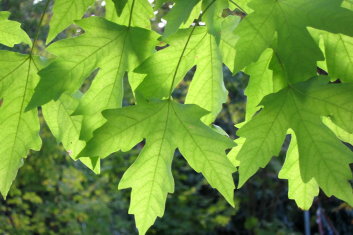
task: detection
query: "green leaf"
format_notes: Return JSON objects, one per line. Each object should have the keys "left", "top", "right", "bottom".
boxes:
{"left": 135, "top": 27, "right": 207, "bottom": 100}
{"left": 228, "top": 49, "right": 276, "bottom": 181}
{"left": 202, "top": 0, "right": 228, "bottom": 43}
{"left": 227, "top": 137, "right": 245, "bottom": 167}
{"left": 111, "top": 0, "right": 128, "bottom": 16}
{"left": 27, "top": 17, "right": 158, "bottom": 110}
{"left": 185, "top": 34, "right": 227, "bottom": 125}
{"left": 323, "top": 117, "right": 353, "bottom": 146}
{"left": 235, "top": 78, "right": 353, "bottom": 205}
{"left": 219, "top": 15, "right": 240, "bottom": 71}
{"left": 230, "top": 0, "right": 353, "bottom": 83}
{"left": 342, "top": 0, "right": 353, "bottom": 10}
{"left": 0, "top": 51, "right": 41, "bottom": 198}
{"left": 106, "top": 0, "right": 153, "bottom": 29}
{"left": 79, "top": 100, "right": 236, "bottom": 234}
{"left": 47, "top": 0, "right": 95, "bottom": 43}
{"left": 0, "top": 11, "right": 32, "bottom": 47}
{"left": 163, "top": 0, "right": 201, "bottom": 37}
{"left": 243, "top": 48, "right": 274, "bottom": 120}
{"left": 278, "top": 131, "right": 319, "bottom": 210}
{"left": 180, "top": 1, "right": 202, "bottom": 28}
{"left": 322, "top": 32, "right": 353, "bottom": 82}
{"left": 42, "top": 93, "right": 100, "bottom": 173}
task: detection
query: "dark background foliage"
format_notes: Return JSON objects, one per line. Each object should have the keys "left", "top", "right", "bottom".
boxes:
{"left": 0, "top": 0, "right": 352, "bottom": 234}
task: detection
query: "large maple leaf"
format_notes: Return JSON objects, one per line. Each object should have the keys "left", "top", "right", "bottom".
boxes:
{"left": 71, "top": 0, "right": 156, "bottom": 141}
{"left": 229, "top": 0, "right": 353, "bottom": 83}
{"left": 0, "top": 14, "right": 40, "bottom": 197}
{"left": 27, "top": 16, "right": 158, "bottom": 113}
{"left": 0, "top": 51, "right": 41, "bottom": 198}
{"left": 79, "top": 100, "right": 236, "bottom": 234}
{"left": 135, "top": 27, "right": 227, "bottom": 124}
{"left": 0, "top": 11, "right": 101, "bottom": 196}
{"left": 234, "top": 78, "right": 353, "bottom": 205}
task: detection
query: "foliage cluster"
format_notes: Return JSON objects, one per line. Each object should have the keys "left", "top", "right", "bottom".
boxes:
{"left": 1, "top": 0, "right": 353, "bottom": 234}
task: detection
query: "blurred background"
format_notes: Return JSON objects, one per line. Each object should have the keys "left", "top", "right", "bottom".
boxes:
{"left": 0, "top": 0, "right": 353, "bottom": 234}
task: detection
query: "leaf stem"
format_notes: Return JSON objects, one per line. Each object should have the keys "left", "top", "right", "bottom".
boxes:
{"left": 168, "top": 0, "right": 217, "bottom": 99}
{"left": 30, "top": 0, "right": 50, "bottom": 56}
{"left": 128, "top": 0, "right": 136, "bottom": 27}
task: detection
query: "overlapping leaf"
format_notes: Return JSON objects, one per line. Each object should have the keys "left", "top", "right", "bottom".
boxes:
{"left": 79, "top": 100, "right": 236, "bottom": 235}
{"left": 161, "top": 0, "right": 201, "bottom": 37}
{"left": 111, "top": 0, "right": 128, "bottom": 16}
{"left": 322, "top": 32, "right": 353, "bottom": 82}
{"left": 69, "top": 1, "right": 155, "bottom": 140}
{"left": 234, "top": 78, "right": 353, "bottom": 206}
{"left": 201, "top": 0, "right": 228, "bottom": 43}
{"left": 42, "top": 93, "right": 100, "bottom": 173}
{"left": 278, "top": 131, "right": 319, "bottom": 210}
{"left": 135, "top": 27, "right": 208, "bottom": 100}
{"left": 0, "top": 11, "right": 32, "bottom": 47}
{"left": 27, "top": 17, "right": 158, "bottom": 112}
{"left": 0, "top": 51, "right": 41, "bottom": 198}
{"left": 106, "top": 0, "right": 153, "bottom": 29}
{"left": 219, "top": 15, "right": 240, "bottom": 71}
{"left": 47, "top": 0, "right": 95, "bottom": 43}
{"left": 136, "top": 26, "right": 229, "bottom": 126}
{"left": 278, "top": 117, "right": 353, "bottom": 210}
{"left": 185, "top": 33, "right": 227, "bottom": 124}
{"left": 229, "top": 0, "right": 353, "bottom": 83}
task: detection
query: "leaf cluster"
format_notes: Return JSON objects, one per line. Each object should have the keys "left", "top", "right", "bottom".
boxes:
{"left": 1, "top": 0, "right": 353, "bottom": 234}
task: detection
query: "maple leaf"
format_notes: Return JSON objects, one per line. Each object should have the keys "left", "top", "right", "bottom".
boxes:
{"left": 180, "top": 1, "right": 202, "bottom": 28}
{"left": 278, "top": 121, "right": 353, "bottom": 210}
{"left": 79, "top": 100, "right": 236, "bottom": 235}
{"left": 227, "top": 48, "right": 275, "bottom": 182}
{"left": 0, "top": 51, "right": 41, "bottom": 198}
{"left": 278, "top": 131, "right": 319, "bottom": 210}
{"left": 201, "top": 0, "right": 228, "bottom": 43}
{"left": 229, "top": 0, "right": 353, "bottom": 83}
{"left": 135, "top": 27, "right": 207, "bottom": 100}
{"left": 219, "top": 15, "right": 240, "bottom": 71}
{"left": 106, "top": 0, "right": 153, "bottom": 29}
{"left": 228, "top": 41, "right": 352, "bottom": 209}
{"left": 47, "top": 0, "right": 95, "bottom": 43}
{"left": 321, "top": 32, "right": 353, "bottom": 82}
{"left": 159, "top": 0, "right": 201, "bottom": 37}
{"left": 27, "top": 17, "right": 158, "bottom": 111}
{"left": 234, "top": 78, "right": 353, "bottom": 205}
{"left": 42, "top": 93, "right": 100, "bottom": 173}
{"left": 65, "top": 0, "right": 155, "bottom": 141}
{"left": 137, "top": 27, "right": 224, "bottom": 100}
{"left": 135, "top": 26, "right": 228, "bottom": 125}
{"left": 0, "top": 11, "right": 32, "bottom": 47}
{"left": 243, "top": 48, "right": 274, "bottom": 120}
{"left": 185, "top": 33, "right": 227, "bottom": 124}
